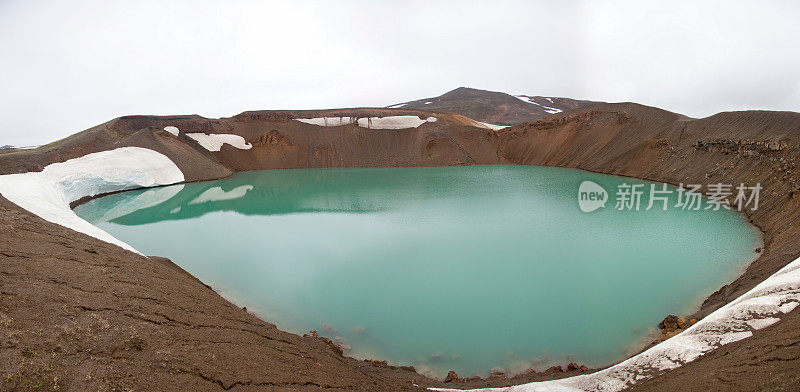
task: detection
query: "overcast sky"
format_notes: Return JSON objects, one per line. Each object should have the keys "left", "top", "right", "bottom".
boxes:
{"left": 1, "top": 0, "right": 799, "bottom": 146}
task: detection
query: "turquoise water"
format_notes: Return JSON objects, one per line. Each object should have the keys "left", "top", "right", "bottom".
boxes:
{"left": 74, "top": 166, "right": 760, "bottom": 378}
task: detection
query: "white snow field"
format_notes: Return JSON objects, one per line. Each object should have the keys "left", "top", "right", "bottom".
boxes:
{"left": 432, "top": 255, "right": 800, "bottom": 392}
{"left": 459, "top": 117, "right": 509, "bottom": 131}
{"left": 186, "top": 133, "right": 253, "bottom": 151}
{"left": 0, "top": 145, "right": 40, "bottom": 150}
{"left": 541, "top": 106, "right": 563, "bottom": 114}
{"left": 477, "top": 121, "right": 510, "bottom": 130}
{"left": 0, "top": 147, "right": 185, "bottom": 253}
{"left": 358, "top": 116, "right": 437, "bottom": 129}
{"left": 294, "top": 115, "right": 437, "bottom": 129}
{"left": 295, "top": 117, "right": 357, "bottom": 127}
{"left": 514, "top": 95, "right": 563, "bottom": 114}
{"left": 163, "top": 126, "right": 180, "bottom": 136}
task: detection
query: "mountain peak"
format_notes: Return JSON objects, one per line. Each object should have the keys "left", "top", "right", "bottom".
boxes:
{"left": 388, "top": 88, "right": 599, "bottom": 125}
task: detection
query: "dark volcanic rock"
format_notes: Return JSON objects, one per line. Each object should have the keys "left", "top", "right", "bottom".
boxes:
{"left": 545, "top": 365, "right": 564, "bottom": 374}
{"left": 659, "top": 315, "right": 681, "bottom": 331}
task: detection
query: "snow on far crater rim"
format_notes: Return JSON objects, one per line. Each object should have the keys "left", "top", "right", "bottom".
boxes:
{"left": 295, "top": 115, "right": 437, "bottom": 130}
{"left": 477, "top": 121, "right": 509, "bottom": 131}
{"left": 514, "top": 95, "right": 563, "bottom": 114}
{"left": 186, "top": 133, "right": 253, "bottom": 152}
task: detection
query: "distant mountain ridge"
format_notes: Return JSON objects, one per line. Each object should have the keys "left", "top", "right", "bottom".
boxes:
{"left": 388, "top": 87, "right": 598, "bottom": 125}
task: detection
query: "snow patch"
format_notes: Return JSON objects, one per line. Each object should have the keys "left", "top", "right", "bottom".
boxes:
{"left": 186, "top": 133, "right": 252, "bottom": 151}
{"left": 387, "top": 103, "right": 407, "bottom": 109}
{"left": 477, "top": 122, "right": 509, "bottom": 131}
{"left": 746, "top": 317, "right": 781, "bottom": 330}
{"left": 357, "top": 116, "right": 437, "bottom": 129}
{"left": 295, "top": 117, "right": 356, "bottom": 127}
{"left": 163, "top": 126, "right": 180, "bottom": 136}
{"left": 514, "top": 95, "right": 535, "bottom": 104}
{"left": 463, "top": 117, "right": 509, "bottom": 131}
{"left": 514, "top": 96, "right": 562, "bottom": 114}
{"left": 432, "top": 255, "right": 800, "bottom": 392}
{"left": 424, "top": 101, "right": 433, "bottom": 105}
{"left": 0, "top": 147, "right": 185, "bottom": 253}
{"left": 294, "top": 116, "right": 437, "bottom": 130}
{"left": 542, "top": 106, "right": 562, "bottom": 114}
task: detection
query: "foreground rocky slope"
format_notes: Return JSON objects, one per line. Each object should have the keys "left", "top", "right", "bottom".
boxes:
{"left": 1, "top": 104, "right": 799, "bottom": 391}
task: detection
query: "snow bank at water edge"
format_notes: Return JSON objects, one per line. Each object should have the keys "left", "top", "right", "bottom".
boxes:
{"left": 0, "top": 147, "right": 185, "bottom": 253}
{"left": 186, "top": 133, "right": 253, "bottom": 151}
{"left": 294, "top": 116, "right": 437, "bottom": 130}
{"left": 432, "top": 255, "right": 800, "bottom": 392}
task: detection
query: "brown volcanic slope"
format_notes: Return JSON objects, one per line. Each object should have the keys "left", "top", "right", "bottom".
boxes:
{"left": 1, "top": 105, "right": 800, "bottom": 391}
{"left": 389, "top": 87, "right": 596, "bottom": 125}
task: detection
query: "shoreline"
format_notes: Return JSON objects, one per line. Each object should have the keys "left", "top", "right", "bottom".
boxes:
{"left": 563, "top": 164, "right": 769, "bottom": 319}
{"left": 69, "top": 163, "right": 768, "bottom": 380}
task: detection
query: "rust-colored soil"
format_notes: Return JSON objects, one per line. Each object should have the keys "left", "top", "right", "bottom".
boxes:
{"left": 1, "top": 104, "right": 799, "bottom": 391}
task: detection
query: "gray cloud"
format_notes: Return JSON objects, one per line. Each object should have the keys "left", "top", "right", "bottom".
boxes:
{"left": 1, "top": 0, "right": 798, "bottom": 146}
